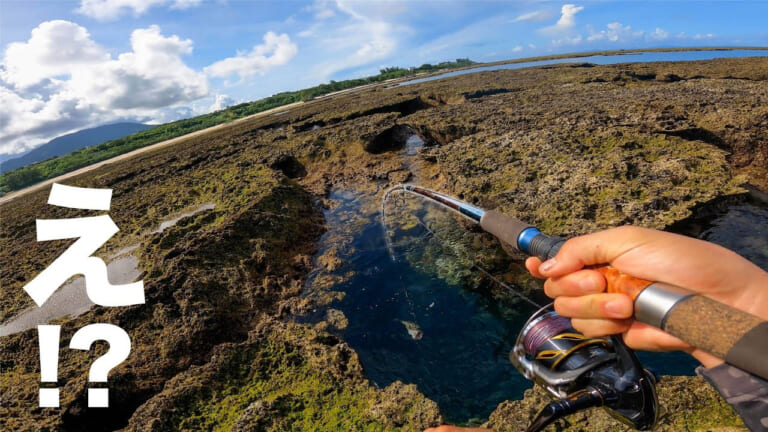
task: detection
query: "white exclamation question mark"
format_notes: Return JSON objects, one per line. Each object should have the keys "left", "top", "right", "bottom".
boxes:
{"left": 70, "top": 323, "right": 131, "bottom": 408}
{"left": 38, "top": 325, "right": 61, "bottom": 408}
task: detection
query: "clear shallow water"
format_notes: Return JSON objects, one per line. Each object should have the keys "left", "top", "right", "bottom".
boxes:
{"left": 399, "top": 49, "right": 768, "bottom": 87}
{"left": 308, "top": 189, "right": 768, "bottom": 423}
{"left": 700, "top": 202, "right": 768, "bottom": 270}
{"left": 321, "top": 191, "right": 538, "bottom": 422}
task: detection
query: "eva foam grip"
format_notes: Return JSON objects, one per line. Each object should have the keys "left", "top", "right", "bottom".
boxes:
{"left": 479, "top": 210, "right": 533, "bottom": 251}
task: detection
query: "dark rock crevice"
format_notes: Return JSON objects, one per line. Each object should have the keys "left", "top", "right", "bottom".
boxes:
{"left": 463, "top": 88, "right": 513, "bottom": 99}
{"left": 363, "top": 124, "right": 425, "bottom": 154}
{"left": 660, "top": 127, "right": 726, "bottom": 148}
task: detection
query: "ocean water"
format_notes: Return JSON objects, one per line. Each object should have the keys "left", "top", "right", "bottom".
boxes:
{"left": 398, "top": 49, "right": 768, "bottom": 87}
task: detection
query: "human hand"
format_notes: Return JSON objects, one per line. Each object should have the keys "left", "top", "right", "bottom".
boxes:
{"left": 524, "top": 226, "right": 768, "bottom": 367}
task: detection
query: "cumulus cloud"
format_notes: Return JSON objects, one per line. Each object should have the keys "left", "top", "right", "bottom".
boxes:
{"left": 204, "top": 32, "right": 298, "bottom": 79}
{"left": 68, "top": 25, "right": 208, "bottom": 110}
{"left": 650, "top": 28, "right": 670, "bottom": 41}
{"left": 512, "top": 45, "right": 523, "bottom": 52}
{"left": 209, "top": 94, "right": 235, "bottom": 112}
{"left": 0, "top": 21, "right": 208, "bottom": 156}
{"left": 76, "top": 0, "right": 202, "bottom": 21}
{"left": 540, "top": 4, "right": 584, "bottom": 34}
{"left": 1, "top": 20, "right": 109, "bottom": 89}
{"left": 551, "top": 35, "right": 583, "bottom": 46}
{"left": 512, "top": 10, "right": 554, "bottom": 23}
{"left": 587, "top": 22, "right": 643, "bottom": 42}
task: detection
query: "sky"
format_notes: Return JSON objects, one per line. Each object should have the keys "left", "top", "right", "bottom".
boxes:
{"left": 1, "top": 0, "right": 767, "bottom": 158}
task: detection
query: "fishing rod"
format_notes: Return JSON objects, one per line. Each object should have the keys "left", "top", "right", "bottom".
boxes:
{"left": 382, "top": 183, "right": 768, "bottom": 431}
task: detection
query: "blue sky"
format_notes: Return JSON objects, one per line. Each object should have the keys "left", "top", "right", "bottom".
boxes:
{"left": 1, "top": 0, "right": 767, "bottom": 157}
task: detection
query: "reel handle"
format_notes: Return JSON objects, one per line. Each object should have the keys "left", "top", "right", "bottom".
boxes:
{"left": 533, "top": 233, "right": 768, "bottom": 381}
{"left": 479, "top": 210, "right": 768, "bottom": 380}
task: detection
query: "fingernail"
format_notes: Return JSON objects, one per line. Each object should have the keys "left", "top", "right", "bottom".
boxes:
{"left": 539, "top": 258, "right": 557, "bottom": 273}
{"left": 605, "top": 299, "right": 626, "bottom": 317}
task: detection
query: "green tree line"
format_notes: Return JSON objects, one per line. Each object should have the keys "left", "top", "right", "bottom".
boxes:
{"left": 0, "top": 58, "right": 475, "bottom": 194}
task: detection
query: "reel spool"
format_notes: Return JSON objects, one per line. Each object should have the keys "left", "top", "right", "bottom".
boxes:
{"left": 510, "top": 304, "right": 659, "bottom": 432}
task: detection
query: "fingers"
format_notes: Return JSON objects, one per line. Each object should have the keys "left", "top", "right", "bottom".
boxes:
{"left": 570, "top": 318, "right": 631, "bottom": 337}
{"left": 570, "top": 319, "right": 694, "bottom": 353}
{"left": 621, "top": 321, "right": 692, "bottom": 352}
{"left": 543, "top": 269, "right": 606, "bottom": 298}
{"left": 525, "top": 257, "right": 544, "bottom": 278}
{"left": 554, "top": 293, "right": 633, "bottom": 319}
{"left": 538, "top": 225, "right": 652, "bottom": 278}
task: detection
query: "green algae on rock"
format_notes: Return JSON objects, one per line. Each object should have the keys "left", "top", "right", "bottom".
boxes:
{"left": 1, "top": 56, "right": 767, "bottom": 430}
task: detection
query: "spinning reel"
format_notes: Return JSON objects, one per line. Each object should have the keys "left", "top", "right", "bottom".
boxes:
{"left": 510, "top": 304, "right": 659, "bottom": 432}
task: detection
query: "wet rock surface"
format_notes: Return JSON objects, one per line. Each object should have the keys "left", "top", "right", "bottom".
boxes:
{"left": 2, "top": 56, "right": 767, "bottom": 430}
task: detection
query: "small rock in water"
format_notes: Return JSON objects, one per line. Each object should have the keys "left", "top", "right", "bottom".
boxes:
{"left": 326, "top": 308, "right": 349, "bottom": 330}
{"left": 399, "top": 320, "right": 423, "bottom": 340}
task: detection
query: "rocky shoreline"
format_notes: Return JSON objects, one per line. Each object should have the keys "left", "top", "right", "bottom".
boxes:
{"left": 2, "top": 56, "right": 767, "bottom": 430}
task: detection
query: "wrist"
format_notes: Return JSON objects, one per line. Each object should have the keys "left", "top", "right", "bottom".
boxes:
{"left": 743, "top": 269, "right": 768, "bottom": 320}
{"left": 688, "top": 348, "right": 724, "bottom": 368}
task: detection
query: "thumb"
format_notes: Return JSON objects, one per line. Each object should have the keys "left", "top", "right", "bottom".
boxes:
{"left": 538, "top": 226, "right": 651, "bottom": 277}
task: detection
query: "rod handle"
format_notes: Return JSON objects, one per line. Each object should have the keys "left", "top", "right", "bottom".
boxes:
{"left": 595, "top": 266, "right": 768, "bottom": 380}
{"left": 479, "top": 210, "right": 533, "bottom": 251}
{"left": 476, "top": 211, "right": 768, "bottom": 379}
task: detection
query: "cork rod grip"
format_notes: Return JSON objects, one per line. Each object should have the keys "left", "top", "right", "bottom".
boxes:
{"left": 592, "top": 266, "right": 653, "bottom": 300}
{"left": 663, "top": 295, "right": 763, "bottom": 359}
{"left": 594, "top": 265, "right": 768, "bottom": 379}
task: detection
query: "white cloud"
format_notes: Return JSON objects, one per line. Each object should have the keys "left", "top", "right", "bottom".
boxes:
{"left": 1, "top": 20, "right": 109, "bottom": 89}
{"left": 587, "top": 22, "right": 646, "bottom": 42}
{"left": 551, "top": 35, "right": 583, "bottom": 46}
{"left": 512, "top": 45, "right": 523, "bottom": 52}
{"left": 512, "top": 10, "right": 554, "bottom": 23}
{"left": 170, "top": 0, "right": 202, "bottom": 9}
{"left": 305, "top": 0, "right": 336, "bottom": 19}
{"left": 650, "top": 28, "right": 669, "bottom": 41}
{"left": 694, "top": 33, "right": 716, "bottom": 40}
{"left": 540, "top": 4, "right": 584, "bottom": 35}
{"left": 0, "top": 21, "right": 208, "bottom": 156}
{"left": 68, "top": 25, "right": 208, "bottom": 110}
{"left": 306, "top": 0, "right": 404, "bottom": 79}
{"left": 76, "top": 0, "right": 201, "bottom": 21}
{"left": 209, "top": 94, "right": 235, "bottom": 112}
{"left": 204, "top": 32, "right": 298, "bottom": 79}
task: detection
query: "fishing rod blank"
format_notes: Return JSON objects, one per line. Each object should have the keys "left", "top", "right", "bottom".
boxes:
{"left": 386, "top": 184, "right": 768, "bottom": 382}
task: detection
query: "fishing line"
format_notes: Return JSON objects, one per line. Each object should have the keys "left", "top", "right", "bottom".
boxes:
{"left": 381, "top": 187, "right": 542, "bottom": 309}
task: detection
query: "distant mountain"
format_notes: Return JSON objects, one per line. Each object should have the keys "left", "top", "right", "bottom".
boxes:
{"left": 1, "top": 122, "right": 154, "bottom": 173}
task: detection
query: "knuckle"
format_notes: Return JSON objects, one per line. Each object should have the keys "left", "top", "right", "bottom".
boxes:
{"left": 543, "top": 279, "right": 556, "bottom": 298}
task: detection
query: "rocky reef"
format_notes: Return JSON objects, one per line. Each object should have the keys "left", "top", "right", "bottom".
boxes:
{"left": 2, "top": 56, "right": 767, "bottom": 431}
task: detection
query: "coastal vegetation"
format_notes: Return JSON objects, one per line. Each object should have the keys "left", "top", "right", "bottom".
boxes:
{"left": 0, "top": 58, "right": 475, "bottom": 194}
